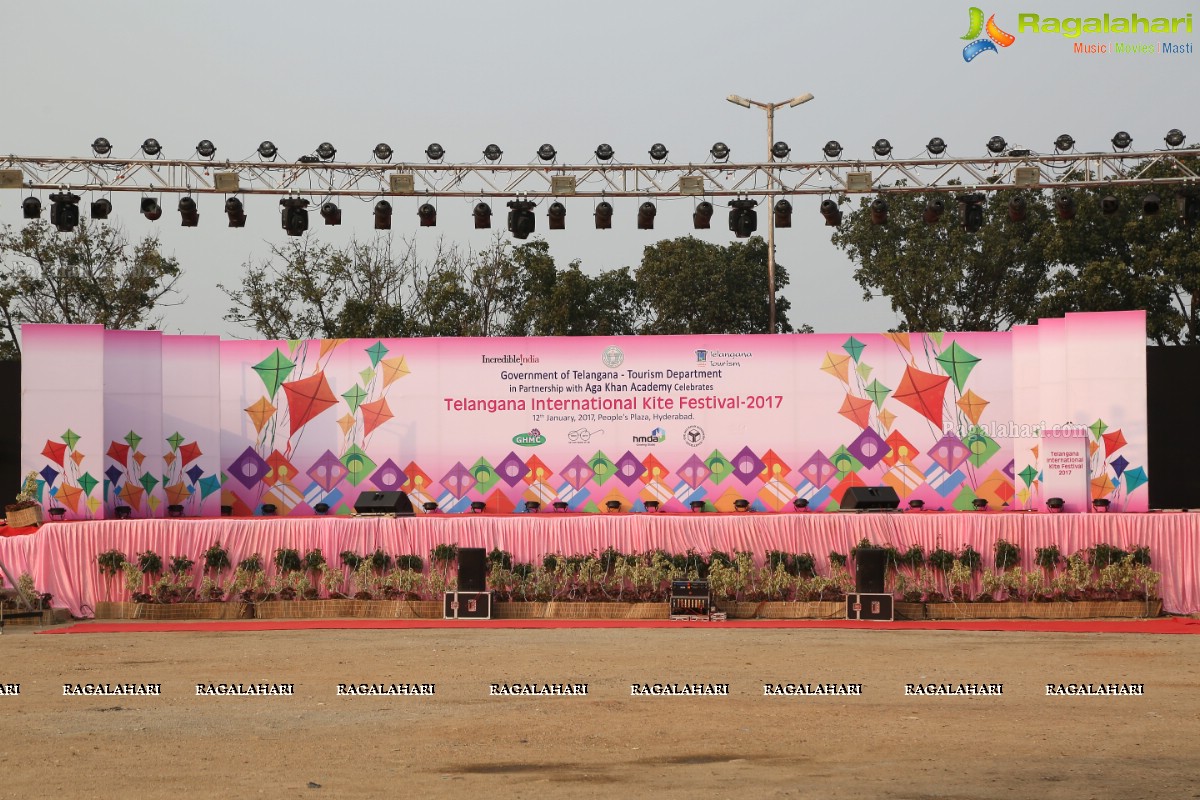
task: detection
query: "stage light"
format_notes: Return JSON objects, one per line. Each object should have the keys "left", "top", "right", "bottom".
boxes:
{"left": 1164, "top": 128, "right": 1186, "bottom": 148}
{"left": 594, "top": 201, "right": 613, "bottom": 230}
{"left": 553, "top": 501, "right": 569, "bottom": 512}
{"left": 1142, "top": 193, "right": 1161, "bottom": 215}
{"left": 732, "top": 499, "right": 751, "bottom": 513}
{"left": 373, "top": 142, "right": 393, "bottom": 161}
{"left": 258, "top": 140, "right": 278, "bottom": 159}
{"left": 923, "top": 199, "right": 944, "bottom": 224}
{"left": 49, "top": 192, "right": 80, "bottom": 232}
{"left": 595, "top": 143, "right": 615, "bottom": 162}
{"left": 21, "top": 197, "right": 42, "bottom": 219}
{"left": 537, "top": 143, "right": 557, "bottom": 162}
{"left": 418, "top": 202, "right": 437, "bottom": 227}
{"left": 1008, "top": 195, "right": 1027, "bottom": 222}
{"left": 91, "top": 198, "right": 112, "bottom": 220}
{"left": 927, "top": 137, "right": 947, "bottom": 155}
{"left": 167, "top": 504, "right": 184, "bottom": 518}
{"left": 774, "top": 199, "right": 792, "bottom": 228}
{"left": 648, "top": 143, "right": 668, "bottom": 162}
{"left": 728, "top": 198, "right": 758, "bottom": 237}
{"left": 606, "top": 500, "right": 622, "bottom": 512}
{"left": 772, "top": 141, "right": 791, "bottom": 160}
{"left": 1054, "top": 133, "right": 1075, "bottom": 152}
{"left": 177, "top": 196, "right": 199, "bottom": 227}
{"left": 483, "top": 143, "right": 503, "bottom": 162}
{"left": 1055, "top": 194, "right": 1077, "bottom": 221}
{"left": 45, "top": 507, "right": 65, "bottom": 521}
{"left": 141, "top": 138, "right": 161, "bottom": 156}
{"left": 470, "top": 501, "right": 486, "bottom": 513}
{"left": 1111, "top": 131, "right": 1133, "bottom": 151}
{"left": 92, "top": 137, "right": 112, "bottom": 156}
{"left": 907, "top": 499, "right": 924, "bottom": 510}
{"left": 473, "top": 202, "right": 492, "bottom": 229}
{"left": 140, "top": 197, "right": 162, "bottom": 221}
{"left": 314, "top": 503, "right": 330, "bottom": 515}
{"left": 220, "top": 505, "right": 232, "bottom": 517}
{"left": 819, "top": 198, "right": 842, "bottom": 227}
{"left": 986, "top": 135, "right": 1007, "bottom": 154}
{"left": 525, "top": 501, "right": 541, "bottom": 512}
{"left": 710, "top": 142, "right": 730, "bottom": 162}
{"left": 792, "top": 498, "right": 809, "bottom": 510}
{"left": 1092, "top": 498, "right": 1110, "bottom": 513}
{"left": 1100, "top": 195, "right": 1120, "bottom": 215}
{"left": 261, "top": 503, "right": 277, "bottom": 516}
{"left": 320, "top": 202, "right": 341, "bottom": 226}
{"left": 822, "top": 140, "right": 843, "bottom": 159}
{"left": 1179, "top": 193, "right": 1200, "bottom": 227}
{"left": 316, "top": 141, "right": 337, "bottom": 161}
{"left": 225, "top": 198, "right": 246, "bottom": 227}
{"left": 869, "top": 196, "right": 888, "bottom": 225}
{"left": 1046, "top": 497, "right": 1064, "bottom": 512}
{"left": 115, "top": 505, "right": 132, "bottom": 519}
{"left": 690, "top": 500, "right": 706, "bottom": 512}
{"left": 972, "top": 498, "right": 989, "bottom": 510}
{"left": 422, "top": 502, "right": 438, "bottom": 513}
{"left": 693, "top": 201, "right": 713, "bottom": 229}
{"left": 643, "top": 500, "right": 660, "bottom": 511}
{"left": 547, "top": 201, "right": 566, "bottom": 230}
{"left": 196, "top": 139, "right": 217, "bottom": 158}
{"left": 425, "top": 142, "right": 444, "bottom": 161}
{"left": 507, "top": 200, "right": 536, "bottom": 239}
{"left": 958, "top": 193, "right": 985, "bottom": 232}
{"left": 280, "top": 198, "right": 309, "bottom": 235}
{"left": 637, "top": 201, "right": 657, "bottom": 230}
{"left": 872, "top": 138, "right": 892, "bottom": 157}
{"left": 373, "top": 199, "right": 392, "bottom": 230}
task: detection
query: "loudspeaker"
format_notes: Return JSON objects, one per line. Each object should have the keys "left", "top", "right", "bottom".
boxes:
{"left": 846, "top": 593, "right": 894, "bottom": 621}
{"left": 855, "top": 548, "right": 887, "bottom": 593}
{"left": 353, "top": 490, "right": 414, "bottom": 516}
{"left": 841, "top": 486, "right": 900, "bottom": 511}
{"left": 457, "top": 547, "right": 487, "bottom": 591}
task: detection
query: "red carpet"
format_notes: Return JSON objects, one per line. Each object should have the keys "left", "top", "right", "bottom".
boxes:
{"left": 38, "top": 617, "right": 1200, "bottom": 635}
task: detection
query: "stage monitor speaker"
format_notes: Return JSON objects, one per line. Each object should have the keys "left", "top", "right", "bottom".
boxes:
{"left": 841, "top": 486, "right": 900, "bottom": 511}
{"left": 457, "top": 547, "right": 487, "bottom": 591}
{"left": 353, "top": 490, "right": 414, "bottom": 516}
{"left": 855, "top": 548, "right": 888, "bottom": 593}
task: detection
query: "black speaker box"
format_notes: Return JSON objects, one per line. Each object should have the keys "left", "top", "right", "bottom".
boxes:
{"left": 855, "top": 548, "right": 888, "bottom": 593}
{"left": 846, "top": 593, "right": 894, "bottom": 621}
{"left": 352, "top": 490, "right": 414, "bottom": 516}
{"left": 457, "top": 547, "right": 487, "bottom": 592}
{"left": 841, "top": 486, "right": 900, "bottom": 511}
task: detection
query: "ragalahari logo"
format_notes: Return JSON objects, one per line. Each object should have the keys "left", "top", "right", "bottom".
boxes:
{"left": 962, "top": 7, "right": 1016, "bottom": 61}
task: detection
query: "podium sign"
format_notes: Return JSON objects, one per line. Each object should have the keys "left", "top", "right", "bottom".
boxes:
{"left": 1040, "top": 427, "right": 1090, "bottom": 512}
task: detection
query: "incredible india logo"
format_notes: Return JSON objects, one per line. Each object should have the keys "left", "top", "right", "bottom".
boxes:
{"left": 961, "top": 7, "right": 1016, "bottom": 62}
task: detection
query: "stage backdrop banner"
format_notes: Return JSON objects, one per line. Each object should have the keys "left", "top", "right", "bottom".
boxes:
{"left": 20, "top": 312, "right": 1149, "bottom": 517}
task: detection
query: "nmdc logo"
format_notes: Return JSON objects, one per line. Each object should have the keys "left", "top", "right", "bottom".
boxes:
{"left": 512, "top": 429, "right": 547, "bottom": 447}
{"left": 962, "top": 7, "right": 1016, "bottom": 62}
{"left": 632, "top": 427, "right": 667, "bottom": 446}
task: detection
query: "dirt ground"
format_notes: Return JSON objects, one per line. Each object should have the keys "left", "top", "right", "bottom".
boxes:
{"left": 1, "top": 623, "right": 1197, "bottom": 799}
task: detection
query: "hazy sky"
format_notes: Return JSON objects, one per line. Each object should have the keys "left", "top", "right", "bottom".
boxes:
{"left": 3, "top": 0, "right": 1196, "bottom": 338}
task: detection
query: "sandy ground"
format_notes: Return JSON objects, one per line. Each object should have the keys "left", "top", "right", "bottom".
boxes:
{"left": 0, "top": 623, "right": 1197, "bottom": 800}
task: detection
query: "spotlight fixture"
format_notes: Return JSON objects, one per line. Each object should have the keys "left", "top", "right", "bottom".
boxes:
{"left": 733, "top": 499, "right": 751, "bottom": 512}
{"left": 792, "top": 498, "right": 809, "bottom": 510}
{"left": 314, "top": 502, "right": 330, "bottom": 515}
{"left": 594, "top": 201, "right": 613, "bottom": 230}
{"left": 1092, "top": 498, "right": 1111, "bottom": 513}
{"left": 257, "top": 140, "right": 278, "bottom": 160}
{"left": 483, "top": 143, "right": 503, "bottom": 162}
{"left": 709, "top": 141, "right": 730, "bottom": 162}
{"left": 728, "top": 198, "right": 758, "bottom": 237}
{"left": 553, "top": 500, "right": 569, "bottom": 512}
{"left": 280, "top": 197, "right": 309, "bottom": 235}
{"left": 536, "top": 143, "right": 557, "bottom": 162}
{"left": 91, "top": 137, "right": 112, "bottom": 156}
{"left": 473, "top": 202, "right": 492, "bottom": 229}
{"left": 774, "top": 199, "right": 792, "bottom": 228}
{"left": 316, "top": 141, "right": 337, "bottom": 161}
{"left": 1143, "top": 193, "right": 1161, "bottom": 215}
{"left": 225, "top": 198, "right": 247, "bottom": 227}
{"left": 692, "top": 201, "right": 713, "bottom": 229}
{"left": 986, "top": 135, "right": 1007, "bottom": 154}
{"left": 425, "top": 142, "right": 444, "bottom": 161}
{"left": 1046, "top": 497, "right": 1065, "bottom": 512}
{"left": 46, "top": 507, "right": 66, "bottom": 520}
{"left": 771, "top": 141, "right": 791, "bottom": 159}
{"left": 689, "top": 500, "right": 706, "bottom": 512}
{"left": 115, "top": 505, "right": 132, "bottom": 519}
{"left": 819, "top": 198, "right": 842, "bottom": 227}
{"left": 167, "top": 504, "right": 184, "bottom": 518}
{"left": 907, "top": 499, "right": 924, "bottom": 510}
{"left": 958, "top": 193, "right": 985, "bottom": 232}
{"left": 1164, "top": 128, "right": 1186, "bottom": 148}
{"left": 1008, "top": 195, "right": 1027, "bottom": 222}
{"left": 605, "top": 500, "right": 622, "bottom": 512}
{"left": 1111, "top": 131, "right": 1133, "bottom": 151}
{"left": 261, "top": 503, "right": 277, "bottom": 516}
{"left": 177, "top": 196, "right": 199, "bottom": 227}
{"left": 507, "top": 199, "right": 536, "bottom": 239}
{"left": 470, "top": 501, "right": 486, "bottom": 513}
{"left": 373, "top": 142, "right": 393, "bottom": 161}
{"left": 923, "top": 199, "right": 945, "bottom": 224}
{"left": 926, "top": 137, "right": 947, "bottom": 155}
{"left": 91, "top": 198, "right": 112, "bottom": 220}
{"left": 422, "top": 501, "right": 438, "bottom": 513}
{"left": 196, "top": 139, "right": 217, "bottom": 158}
{"left": 648, "top": 143, "right": 668, "bottom": 162}
{"left": 972, "top": 498, "right": 989, "bottom": 510}
{"left": 822, "top": 140, "right": 843, "bottom": 159}
{"left": 547, "top": 201, "right": 566, "bottom": 230}
{"left": 872, "top": 138, "right": 892, "bottom": 157}
{"left": 1054, "top": 133, "right": 1075, "bottom": 152}
{"left": 1100, "top": 195, "right": 1120, "bottom": 215}
{"left": 417, "top": 202, "right": 437, "bottom": 227}
{"left": 320, "top": 202, "right": 342, "bottom": 226}
{"left": 637, "top": 201, "right": 657, "bottom": 230}
{"left": 220, "top": 505, "right": 232, "bottom": 517}
{"left": 1179, "top": 193, "right": 1200, "bottom": 226}
{"left": 524, "top": 501, "right": 541, "bottom": 513}
{"left": 140, "top": 196, "right": 162, "bottom": 221}
{"left": 1055, "top": 193, "right": 1077, "bottom": 221}
{"left": 49, "top": 192, "right": 80, "bottom": 232}
{"left": 373, "top": 199, "right": 392, "bottom": 230}
{"left": 595, "top": 143, "right": 615, "bottom": 162}
{"left": 141, "top": 138, "right": 162, "bottom": 156}
{"left": 643, "top": 500, "right": 660, "bottom": 511}
{"left": 869, "top": 196, "right": 888, "bottom": 225}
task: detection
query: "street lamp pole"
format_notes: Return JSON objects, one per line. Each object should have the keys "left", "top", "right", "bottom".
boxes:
{"left": 727, "top": 92, "right": 814, "bottom": 333}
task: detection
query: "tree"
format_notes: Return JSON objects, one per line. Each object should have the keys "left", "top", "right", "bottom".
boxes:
{"left": 0, "top": 220, "right": 182, "bottom": 358}
{"left": 634, "top": 235, "right": 794, "bottom": 334}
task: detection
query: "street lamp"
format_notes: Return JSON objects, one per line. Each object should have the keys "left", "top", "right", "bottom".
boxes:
{"left": 727, "top": 92, "right": 814, "bottom": 333}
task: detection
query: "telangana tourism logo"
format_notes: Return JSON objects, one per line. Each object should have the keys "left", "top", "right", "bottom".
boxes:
{"left": 961, "top": 7, "right": 1016, "bottom": 62}
{"left": 512, "top": 429, "right": 546, "bottom": 447}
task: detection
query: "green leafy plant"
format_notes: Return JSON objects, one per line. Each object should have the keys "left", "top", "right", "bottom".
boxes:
{"left": 829, "top": 550, "right": 848, "bottom": 568}
{"left": 273, "top": 548, "right": 303, "bottom": 573}
{"left": 136, "top": 550, "right": 164, "bottom": 576}
{"left": 237, "top": 553, "right": 263, "bottom": 573}
{"left": 1087, "top": 542, "right": 1129, "bottom": 568}
{"left": 708, "top": 550, "right": 732, "bottom": 568}
{"left": 339, "top": 550, "right": 363, "bottom": 570}
{"left": 1130, "top": 545, "right": 1151, "bottom": 566}
{"left": 203, "top": 542, "right": 231, "bottom": 573}
{"left": 928, "top": 548, "right": 956, "bottom": 572}
{"left": 958, "top": 545, "right": 982, "bottom": 572}
{"left": 368, "top": 547, "right": 393, "bottom": 573}
{"left": 302, "top": 548, "right": 326, "bottom": 572}
{"left": 97, "top": 549, "right": 128, "bottom": 577}
{"left": 431, "top": 543, "right": 459, "bottom": 564}
{"left": 994, "top": 539, "right": 1020, "bottom": 571}
{"left": 6, "top": 471, "right": 41, "bottom": 512}
{"left": 899, "top": 545, "right": 925, "bottom": 568}
{"left": 792, "top": 552, "right": 816, "bottom": 576}
{"left": 487, "top": 548, "right": 513, "bottom": 570}
{"left": 1035, "top": 544, "right": 1061, "bottom": 570}
{"left": 169, "top": 555, "right": 195, "bottom": 574}
{"left": 395, "top": 554, "right": 424, "bottom": 572}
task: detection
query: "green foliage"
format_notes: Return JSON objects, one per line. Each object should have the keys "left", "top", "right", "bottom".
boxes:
{"left": 708, "top": 550, "right": 732, "bottom": 568}
{"left": 302, "top": 548, "right": 326, "bottom": 572}
{"left": 899, "top": 545, "right": 925, "bottom": 568}
{"left": 97, "top": 549, "right": 127, "bottom": 577}
{"left": 273, "top": 548, "right": 303, "bottom": 573}
{"left": 1130, "top": 546, "right": 1152, "bottom": 566}
{"left": 368, "top": 548, "right": 393, "bottom": 573}
{"left": 958, "top": 545, "right": 982, "bottom": 572}
{"left": 487, "top": 548, "right": 512, "bottom": 570}
{"left": 928, "top": 548, "right": 956, "bottom": 572}
{"left": 994, "top": 539, "right": 1021, "bottom": 571}
{"left": 829, "top": 551, "right": 848, "bottom": 568}
{"left": 792, "top": 552, "right": 816, "bottom": 576}
{"left": 339, "top": 550, "right": 363, "bottom": 570}
{"left": 1035, "top": 545, "right": 1062, "bottom": 570}
{"left": 238, "top": 553, "right": 263, "bottom": 573}
{"left": 168, "top": 555, "right": 195, "bottom": 574}
{"left": 1086, "top": 542, "right": 1129, "bottom": 568}
{"left": 136, "top": 550, "right": 163, "bottom": 575}
{"left": 395, "top": 554, "right": 424, "bottom": 572}
{"left": 430, "top": 544, "right": 459, "bottom": 565}
{"left": 203, "top": 542, "right": 231, "bottom": 573}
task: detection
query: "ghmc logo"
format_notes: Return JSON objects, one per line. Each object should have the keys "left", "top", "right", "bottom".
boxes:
{"left": 962, "top": 7, "right": 1015, "bottom": 61}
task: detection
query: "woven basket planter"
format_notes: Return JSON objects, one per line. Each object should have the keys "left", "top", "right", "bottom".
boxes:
{"left": 494, "top": 602, "right": 550, "bottom": 619}
{"left": 894, "top": 601, "right": 927, "bottom": 621}
{"left": 93, "top": 601, "right": 138, "bottom": 619}
{"left": 544, "top": 601, "right": 669, "bottom": 619}
{"left": 924, "top": 599, "right": 1163, "bottom": 620}
{"left": 5, "top": 505, "right": 43, "bottom": 528}
{"left": 135, "top": 602, "right": 253, "bottom": 620}
{"left": 255, "top": 600, "right": 356, "bottom": 619}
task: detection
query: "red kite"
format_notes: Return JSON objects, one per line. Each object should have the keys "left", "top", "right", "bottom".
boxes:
{"left": 106, "top": 441, "right": 130, "bottom": 464}
{"left": 179, "top": 441, "right": 203, "bottom": 466}
{"left": 359, "top": 397, "right": 394, "bottom": 437}
{"left": 1102, "top": 429, "right": 1127, "bottom": 456}
{"left": 282, "top": 372, "right": 338, "bottom": 435}
{"left": 838, "top": 394, "right": 873, "bottom": 429}
{"left": 42, "top": 440, "right": 67, "bottom": 467}
{"left": 893, "top": 366, "right": 950, "bottom": 427}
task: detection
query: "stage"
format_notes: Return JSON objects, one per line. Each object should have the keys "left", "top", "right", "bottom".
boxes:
{"left": 2, "top": 511, "right": 1197, "bottom": 617}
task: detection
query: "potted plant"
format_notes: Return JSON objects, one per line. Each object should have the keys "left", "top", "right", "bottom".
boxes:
{"left": 6, "top": 471, "right": 43, "bottom": 527}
